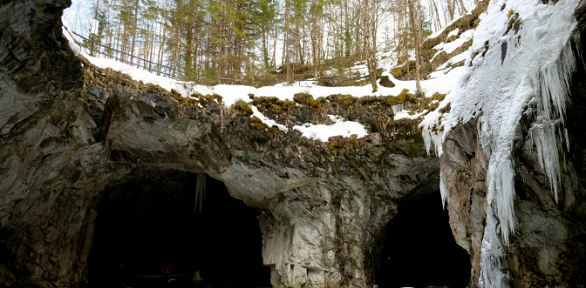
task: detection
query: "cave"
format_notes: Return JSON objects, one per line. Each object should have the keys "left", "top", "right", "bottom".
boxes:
{"left": 375, "top": 192, "right": 471, "bottom": 288}
{"left": 87, "top": 168, "right": 271, "bottom": 288}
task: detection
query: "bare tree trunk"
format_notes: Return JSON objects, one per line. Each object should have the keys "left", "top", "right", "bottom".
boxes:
{"left": 408, "top": 0, "right": 422, "bottom": 93}
{"left": 272, "top": 0, "right": 280, "bottom": 69}
{"left": 157, "top": 22, "right": 166, "bottom": 75}
{"left": 458, "top": 0, "right": 468, "bottom": 14}
{"left": 284, "top": 0, "right": 292, "bottom": 83}
{"left": 129, "top": 0, "right": 139, "bottom": 66}
{"left": 310, "top": 0, "right": 321, "bottom": 82}
{"left": 431, "top": 0, "right": 442, "bottom": 32}
{"left": 363, "top": 0, "right": 378, "bottom": 93}
{"left": 447, "top": 0, "right": 455, "bottom": 21}
{"left": 344, "top": 0, "right": 350, "bottom": 58}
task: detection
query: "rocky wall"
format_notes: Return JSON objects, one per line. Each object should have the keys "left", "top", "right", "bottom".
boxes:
{"left": 0, "top": 0, "right": 441, "bottom": 287}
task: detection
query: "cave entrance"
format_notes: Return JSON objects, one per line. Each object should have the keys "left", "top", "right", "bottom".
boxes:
{"left": 87, "top": 168, "right": 270, "bottom": 288}
{"left": 375, "top": 192, "right": 470, "bottom": 288}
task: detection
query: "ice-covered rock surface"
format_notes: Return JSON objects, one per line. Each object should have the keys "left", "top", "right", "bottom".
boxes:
{"left": 438, "top": 0, "right": 586, "bottom": 286}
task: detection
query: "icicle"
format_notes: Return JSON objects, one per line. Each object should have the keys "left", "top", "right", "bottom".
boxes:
{"left": 391, "top": 104, "right": 403, "bottom": 115}
{"left": 440, "top": 172, "right": 449, "bottom": 209}
{"left": 195, "top": 173, "right": 207, "bottom": 214}
{"left": 422, "top": 126, "right": 443, "bottom": 157}
{"left": 487, "top": 155, "right": 516, "bottom": 244}
{"left": 478, "top": 207, "right": 510, "bottom": 288}
{"left": 525, "top": 40, "right": 580, "bottom": 204}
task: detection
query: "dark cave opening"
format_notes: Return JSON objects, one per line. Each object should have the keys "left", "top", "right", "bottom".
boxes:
{"left": 375, "top": 192, "right": 471, "bottom": 288}
{"left": 87, "top": 169, "right": 270, "bottom": 288}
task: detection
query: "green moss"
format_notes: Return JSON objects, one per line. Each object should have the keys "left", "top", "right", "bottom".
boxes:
{"left": 293, "top": 92, "right": 313, "bottom": 103}
{"left": 212, "top": 93, "right": 223, "bottom": 103}
{"left": 431, "top": 92, "right": 447, "bottom": 102}
{"left": 170, "top": 92, "right": 200, "bottom": 106}
{"left": 231, "top": 99, "right": 253, "bottom": 115}
{"left": 391, "top": 125, "right": 425, "bottom": 157}
{"left": 385, "top": 89, "right": 414, "bottom": 106}
{"left": 391, "top": 67, "right": 404, "bottom": 78}
{"left": 429, "top": 102, "right": 439, "bottom": 111}
{"left": 253, "top": 96, "right": 298, "bottom": 111}
{"left": 358, "top": 96, "right": 380, "bottom": 105}
{"left": 250, "top": 116, "right": 268, "bottom": 129}
{"left": 327, "top": 141, "right": 344, "bottom": 150}
{"left": 316, "top": 97, "right": 327, "bottom": 103}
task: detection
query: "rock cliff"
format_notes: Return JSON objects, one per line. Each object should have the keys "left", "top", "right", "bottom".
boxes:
{"left": 1, "top": 0, "right": 585, "bottom": 287}
{"left": 0, "top": 0, "right": 439, "bottom": 287}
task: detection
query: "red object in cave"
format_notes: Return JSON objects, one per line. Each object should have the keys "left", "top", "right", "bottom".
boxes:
{"left": 162, "top": 263, "right": 172, "bottom": 275}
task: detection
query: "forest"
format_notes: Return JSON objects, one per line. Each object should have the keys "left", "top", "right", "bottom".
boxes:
{"left": 64, "top": 0, "right": 476, "bottom": 87}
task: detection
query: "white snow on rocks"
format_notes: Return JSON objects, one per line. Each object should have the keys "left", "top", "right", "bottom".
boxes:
{"left": 444, "top": 29, "right": 475, "bottom": 55}
{"left": 431, "top": 29, "right": 475, "bottom": 63}
{"left": 447, "top": 28, "right": 460, "bottom": 39}
{"left": 293, "top": 115, "right": 368, "bottom": 142}
{"left": 250, "top": 106, "right": 288, "bottom": 132}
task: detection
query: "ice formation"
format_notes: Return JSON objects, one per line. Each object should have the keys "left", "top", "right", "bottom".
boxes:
{"left": 437, "top": 0, "right": 581, "bottom": 286}
{"left": 391, "top": 104, "right": 404, "bottom": 114}
{"left": 439, "top": 172, "right": 449, "bottom": 209}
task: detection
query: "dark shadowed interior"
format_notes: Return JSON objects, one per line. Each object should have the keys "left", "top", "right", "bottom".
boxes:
{"left": 375, "top": 192, "right": 471, "bottom": 288}
{"left": 87, "top": 168, "right": 270, "bottom": 288}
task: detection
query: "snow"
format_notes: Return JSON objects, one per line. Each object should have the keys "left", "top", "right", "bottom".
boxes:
{"left": 444, "top": 29, "right": 474, "bottom": 54}
{"left": 447, "top": 28, "right": 460, "bottom": 39}
{"left": 394, "top": 110, "right": 425, "bottom": 121}
{"left": 250, "top": 106, "right": 288, "bottom": 132}
{"left": 432, "top": 42, "right": 445, "bottom": 51}
{"left": 292, "top": 115, "right": 368, "bottom": 142}
{"left": 428, "top": 0, "right": 581, "bottom": 286}
{"left": 431, "top": 29, "right": 475, "bottom": 63}
{"left": 435, "top": 51, "right": 470, "bottom": 71}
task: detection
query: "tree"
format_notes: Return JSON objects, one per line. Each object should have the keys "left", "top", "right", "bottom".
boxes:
{"left": 407, "top": 0, "right": 422, "bottom": 93}
{"left": 309, "top": 0, "right": 324, "bottom": 81}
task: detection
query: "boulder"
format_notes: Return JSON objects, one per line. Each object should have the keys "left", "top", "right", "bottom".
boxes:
{"left": 379, "top": 76, "right": 395, "bottom": 88}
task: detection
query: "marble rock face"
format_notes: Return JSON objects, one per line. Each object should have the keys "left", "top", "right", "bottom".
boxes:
{"left": 0, "top": 0, "right": 440, "bottom": 287}
{"left": 1, "top": 0, "right": 585, "bottom": 287}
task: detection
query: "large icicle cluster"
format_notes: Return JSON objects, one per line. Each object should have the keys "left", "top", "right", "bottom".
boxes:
{"left": 437, "top": 0, "right": 580, "bottom": 286}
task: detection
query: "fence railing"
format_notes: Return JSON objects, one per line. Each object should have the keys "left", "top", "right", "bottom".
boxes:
{"left": 70, "top": 30, "right": 179, "bottom": 78}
